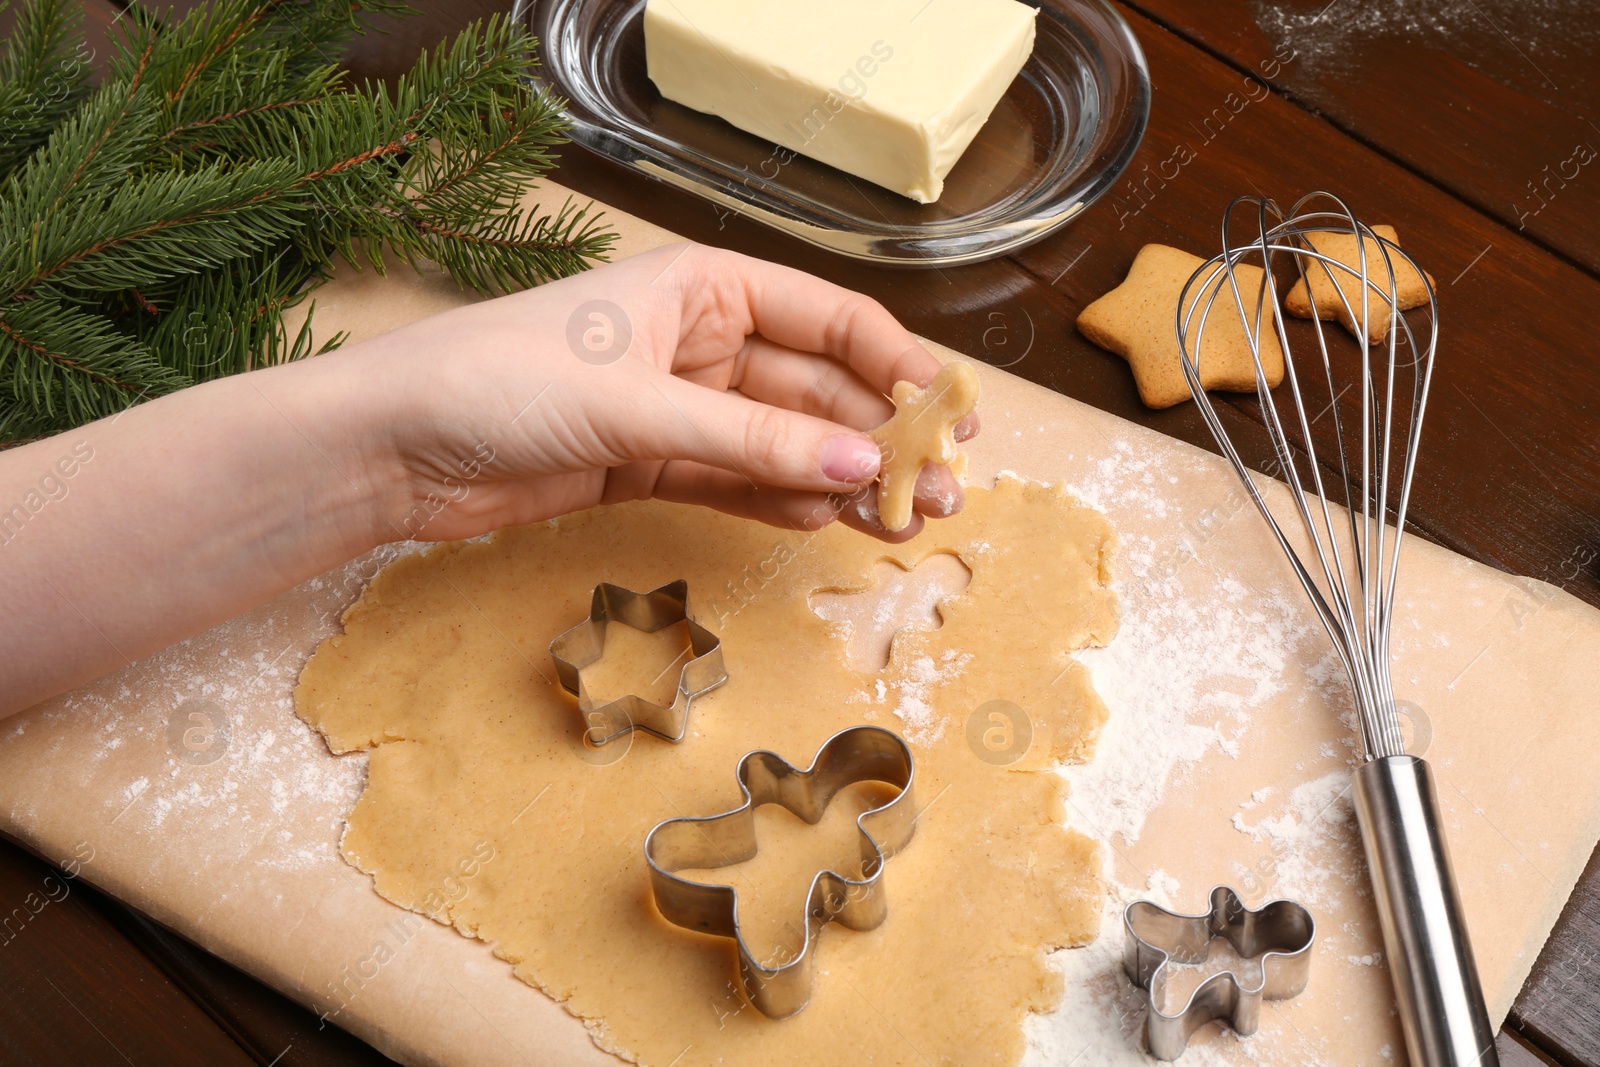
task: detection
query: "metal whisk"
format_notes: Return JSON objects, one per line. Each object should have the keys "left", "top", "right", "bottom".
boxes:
{"left": 1176, "top": 192, "right": 1497, "bottom": 1067}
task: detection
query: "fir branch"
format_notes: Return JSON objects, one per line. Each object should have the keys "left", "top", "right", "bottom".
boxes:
{"left": 153, "top": 45, "right": 342, "bottom": 161}
{"left": 168, "top": 6, "right": 272, "bottom": 102}
{"left": 0, "top": 295, "right": 186, "bottom": 426}
{"left": 8, "top": 159, "right": 304, "bottom": 294}
{"left": 0, "top": 0, "right": 612, "bottom": 442}
{"left": 159, "top": 91, "right": 325, "bottom": 145}
{"left": 0, "top": 0, "right": 91, "bottom": 178}
{"left": 405, "top": 86, "right": 568, "bottom": 214}
{"left": 268, "top": 16, "right": 618, "bottom": 282}
{"left": 0, "top": 402, "right": 67, "bottom": 445}
{"left": 380, "top": 12, "right": 535, "bottom": 135}
{"left": 0, "top": 66, "right": 162, "bottom": 236}
{"left": 109, "top": 0, "right": 392, "bottom": 101}
{"left": 409, "top": 197, "right": 616, "bottom": 297}
{"left": 138, "top": 245, "right": 332, "bottom": 379}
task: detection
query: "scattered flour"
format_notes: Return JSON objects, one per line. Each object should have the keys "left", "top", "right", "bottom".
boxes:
{"left": 1227, "top": 769, "right": 1360, "bottom": 904}
{"left": 889, "top": 648, "right": 972, "bottom": 746}
{"left": 1062, "top": 442, "right": 1330, "bottom": 844}
{"left": 30, "top": 544, "right": 423, "bottom": 869}
{"left": 1145, "top": 867, "right": 1182, "bottom": 904}
{"left": 1251, "top": 0, "right": 1596, "bottom": 82}
{"left": 1020, "top": 440, "right": 1359, "bottom": 1064}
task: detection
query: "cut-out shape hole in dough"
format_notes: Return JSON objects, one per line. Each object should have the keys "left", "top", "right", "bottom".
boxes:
{"left": 578, "top": 619, "right": 694, "bottom": 707}
{"left": 807, "top": 553, "right": 972, "bottom": 672}
{"left": 672, "top": 779, "right": 902, "bottom": 969}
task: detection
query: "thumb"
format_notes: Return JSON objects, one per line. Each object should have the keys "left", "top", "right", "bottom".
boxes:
{"left": 624, "top": 372, "right": 881, "bottom": 493}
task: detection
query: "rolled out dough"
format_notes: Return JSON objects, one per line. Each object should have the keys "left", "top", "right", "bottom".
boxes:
{"left": 294, "top": 474, "right": 1118, "bottom": 1065}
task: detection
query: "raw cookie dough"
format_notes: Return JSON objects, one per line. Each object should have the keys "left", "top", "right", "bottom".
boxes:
{"left": 869, "top": 361, "right": 981, "bottom": 532}
{"left": 296, "top": 475, "right": 1116, "bottom": 1067}
{"left": 581, "top": 620, "right": 695, "bottom": 708}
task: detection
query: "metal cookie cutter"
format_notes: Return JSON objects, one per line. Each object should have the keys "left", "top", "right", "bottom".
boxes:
{"left": 1123, "top": 886, "right": 1315, "bottom": 1060}
{"left": 549, "top": 580, "right": 726, "bottom": 745}
{"left": 644, "top": 725, "right": 916, "bottom": 1019}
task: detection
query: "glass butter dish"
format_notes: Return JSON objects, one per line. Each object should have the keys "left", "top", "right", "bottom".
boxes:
{"left": 515, "top": 0, "right": 1150, "bottom": 267}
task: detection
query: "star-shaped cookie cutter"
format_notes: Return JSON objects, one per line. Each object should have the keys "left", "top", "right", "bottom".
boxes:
{"left": 1123, "top": 886, "right": 1315, "bottom": 1059}
{"left": 549, "top": 580, "right": 727, "bottom": 745}
{"left": 643, "top": 725, "right": 916, "bottom": 1019}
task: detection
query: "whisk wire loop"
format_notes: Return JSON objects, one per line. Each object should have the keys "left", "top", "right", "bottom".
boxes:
{"left": 1176, "top": 192, "right": 1437, "bottom": 761}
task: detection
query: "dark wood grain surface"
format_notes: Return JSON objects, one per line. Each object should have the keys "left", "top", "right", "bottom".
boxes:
{"left": 1, "top": 1, "right": 1596, "bottom": 1064}
{"left": 1123, "top": 0, "right": 1600, "bottom": 275}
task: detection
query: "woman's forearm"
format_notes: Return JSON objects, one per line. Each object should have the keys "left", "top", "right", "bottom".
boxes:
{"left": 0, "top": 349, "right": 410, "bottom": 716}
{"left": 0, "top": 244, "right": 969, "bottom": 719}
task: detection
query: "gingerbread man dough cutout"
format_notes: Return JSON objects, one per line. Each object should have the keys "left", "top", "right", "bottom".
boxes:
{"left": 868, "top": 361, "right": 980, "bottom": 532}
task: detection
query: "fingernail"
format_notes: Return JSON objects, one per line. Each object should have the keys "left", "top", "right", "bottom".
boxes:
{"left": 821, "top": 435, "right": 880, "bottom": 483}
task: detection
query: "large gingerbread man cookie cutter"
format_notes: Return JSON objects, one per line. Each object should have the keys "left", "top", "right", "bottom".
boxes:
{"left": 644, "top": 725, "right": 917, "bottom": 1019}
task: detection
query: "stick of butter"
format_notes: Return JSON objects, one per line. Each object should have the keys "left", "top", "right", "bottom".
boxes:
{"left": 643, "top": 0, "right": 1038, "bottom": 204}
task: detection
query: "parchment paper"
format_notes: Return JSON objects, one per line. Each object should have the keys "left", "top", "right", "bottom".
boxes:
{"left": 1, "top": 184, "right": 1596, "bottom": 1066}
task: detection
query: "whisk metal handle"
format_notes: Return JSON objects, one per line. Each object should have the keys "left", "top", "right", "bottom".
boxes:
{"left": 1352, "top": 756, "right": 1499, "bottom": 1067}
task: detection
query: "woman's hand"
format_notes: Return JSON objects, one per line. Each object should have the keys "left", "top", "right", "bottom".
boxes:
{"left": 361, "top": 242, "right": 975, "bottom": 543}
{"left": 0, "top": 243, "right": 976, "bottom": 715}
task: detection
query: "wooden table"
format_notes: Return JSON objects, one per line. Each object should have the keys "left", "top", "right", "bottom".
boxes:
{"left": 3, "top": 2, "right": 1597, "bottom": 1064}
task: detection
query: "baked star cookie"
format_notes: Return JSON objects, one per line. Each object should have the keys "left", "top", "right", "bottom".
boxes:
{"left": 1283, "top": 224, "right": 1434, "bottom": 345}
{"left": 869, "top": 360, "right": 979, "bottom": 532}
{"left": 1077, "top": 244, "right": 1285, "bottom": 409}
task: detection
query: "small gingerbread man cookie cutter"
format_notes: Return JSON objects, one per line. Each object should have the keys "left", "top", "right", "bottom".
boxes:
{"left": 1123, "top": 886, "right": 1315, "bottom": 1059}
{"left": 644, "top": 725, "right": 916, "bottom": 1019}
{"left": 549, "top": 580, "right": 727, "bottom": 745}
